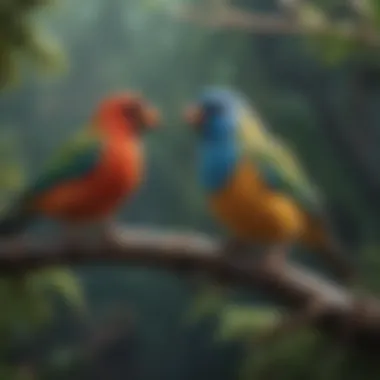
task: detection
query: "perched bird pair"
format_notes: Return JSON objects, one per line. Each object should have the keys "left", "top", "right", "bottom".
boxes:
{"left": 0, "top": 87, "right": 355, "bottom": 282}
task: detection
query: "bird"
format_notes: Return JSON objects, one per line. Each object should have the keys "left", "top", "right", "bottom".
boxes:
{"left": 183, "top": 87, "right": 355, "bottom": 282}
{"left": 0, "top": 91, "right": 160, "bottom": 245}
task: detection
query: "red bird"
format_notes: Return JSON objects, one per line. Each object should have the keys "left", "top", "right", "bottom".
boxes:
{"left": 0, "top": 92, "right": 160, "bottom": 243}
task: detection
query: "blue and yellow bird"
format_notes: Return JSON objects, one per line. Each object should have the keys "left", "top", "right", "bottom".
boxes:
{"left": 184, "top": 87, "right": 354, "bottom": 281}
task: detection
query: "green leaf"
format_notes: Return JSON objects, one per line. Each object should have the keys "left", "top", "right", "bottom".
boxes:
{"left": 305, "top": 28, "right": 358, "bottom": 66}
{"left": 27, "top": 28, "right": 67, "bottom": 75}
{"left": 184, "top": 282, "right": 227, "bottom": 324}
{"left": 48, "top": 347, "right": 82, "bottom": 370}
{"left": 0, "top": 165, "right": 25, "bottom": 190}
{"left": 215, "top": 306, "right": 279, "bottom": 342}
{"left": 298, "top": 3, "right": 328, "bottom": 29}
{"left": 30, "top": 268, "right": 86, "bottom": 313}
{"left": 371, "top": 0, "right": 380, "bottom": 25}
{"left": 238, "top": 328, "right": 323, "bottom": 380}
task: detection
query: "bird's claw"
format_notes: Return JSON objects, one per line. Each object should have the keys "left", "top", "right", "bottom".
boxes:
{"left": 62, "top": 236, "right": 83, "bottom": 253}
{"left": 221, "top": 237, "right": 251, "bottom": 257}
{"left": 264, "top": 246, "right": 288, "bottom": 272}
{"left": 97, "top": 224, "right": 123, "bottom": 247}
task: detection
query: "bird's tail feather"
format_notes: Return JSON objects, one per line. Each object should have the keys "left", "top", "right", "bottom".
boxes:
{"left": 304, "top": 210, "right": 357, "bottom": 284}
{"left": 318, "top": 238, "right": 357, "bottom": 284}
{"left": 0, "top": 197, "right": 34, "bottom": 237}
{"left": 320, "top": 201, "right": 361, "bottom": 284}
{"left": 0, "top": 211, "right": 33, "bottom": 237}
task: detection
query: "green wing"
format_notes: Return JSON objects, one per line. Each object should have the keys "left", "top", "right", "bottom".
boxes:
{"left": 247, "top": 138, "right": 323, "bottom": 216}
{"left": 235, "top": 102, "right": 322, "bottom": 215}
{"left": 28, "top": 129, "right": 103, "bottom": 197}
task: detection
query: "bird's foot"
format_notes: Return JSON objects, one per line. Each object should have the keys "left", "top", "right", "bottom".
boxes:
{"left": 60, "top": 222, "right": 121, "bottom": 253}
{"left": 264, "top": 246, "right": 288, "bottom": 272}
{"left": 222, "top": 237, "right": 248, "bottom": 255}
{"left": 208, "top": 237, "right": 252, "bottom": 295}
{"left": 61, "top": 224, "right": 102, "bottom": 251}
{"left": 220, "top": 237, "right": 257, "bottom": 264}
{"left": 96, "top": 223, "right": 123, "bottom": 247}
{"left": 61, "top": 230, "right": 84, "bottom": 253}
{"left": 69, "top": 220, "right": 122, "bottom": 249}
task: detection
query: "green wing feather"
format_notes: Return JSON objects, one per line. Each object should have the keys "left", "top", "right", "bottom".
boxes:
{"left": 28, "top": 128, "right": 103, "bottom": 197}
{"left": 250, "top": 142, "right": 322, "bottom": 215}
{"left": 236, "top": 106, "right": 322, "bottom": 215}
{"left": 0, "top": 128, "right": 103, "bottom": 236}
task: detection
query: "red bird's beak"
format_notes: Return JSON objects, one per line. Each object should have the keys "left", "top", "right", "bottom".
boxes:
{"left": 141, "top": 106, "right": 160, "bottom": 129}
{"left": 184, "top": 104, "right": 203, "bottom": 128}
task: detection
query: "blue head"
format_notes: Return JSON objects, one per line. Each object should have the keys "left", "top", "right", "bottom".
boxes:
{"left": 185, "top": 87, "right": 243, "bottom": 142}
{"left": 184, "top": 87, "right": 244, "bottom": 192}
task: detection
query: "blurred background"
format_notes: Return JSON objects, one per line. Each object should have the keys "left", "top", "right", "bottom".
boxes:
{"left": 1, "top": 0, "right": 380, "bottom": 379}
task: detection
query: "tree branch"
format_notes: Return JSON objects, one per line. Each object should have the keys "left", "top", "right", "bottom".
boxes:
{"left": 1, "top": 226, "right": 380, "bottom": 349}
{"left": 173, "top": 4, "right": 380, "bottom": 47}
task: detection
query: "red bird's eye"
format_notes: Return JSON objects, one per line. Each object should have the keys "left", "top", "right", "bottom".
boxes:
{"left": 121, "top": 100, "right": 159, "bottom": 131}
{"left": 117, "top": 93, "right": 160, "bottom": 131}
{"left": 122, "top": 103, "right": 141, "bottom": 122}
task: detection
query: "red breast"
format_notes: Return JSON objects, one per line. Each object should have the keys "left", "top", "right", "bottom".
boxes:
{"left": 34, "top": 137, "right": 144, "bottom": 222}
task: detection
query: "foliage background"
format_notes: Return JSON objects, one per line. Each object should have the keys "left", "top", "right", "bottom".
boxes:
{"left": 2, "top": 0, "right": 380, "bottom": 379}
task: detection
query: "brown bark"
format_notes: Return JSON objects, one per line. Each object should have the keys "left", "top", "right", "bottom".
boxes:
{"left": 1, "top": 227, "right": 380, "bottom": 349}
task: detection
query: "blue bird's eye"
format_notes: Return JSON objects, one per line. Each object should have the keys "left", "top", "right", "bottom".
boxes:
{"left": 204, "top": 103, "right": 224, "bottom": 117}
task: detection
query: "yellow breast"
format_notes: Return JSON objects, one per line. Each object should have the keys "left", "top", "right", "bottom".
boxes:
{"left": 208, "top": 160, "right": 305, "bottom": 244}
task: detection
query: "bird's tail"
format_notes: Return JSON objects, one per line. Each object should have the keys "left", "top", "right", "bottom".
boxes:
{"left": 0, "top": 197, "right": 34, "bottom": 237}
{"left": 317, "top": 237, "right": 357, "bottom": 284}
{"left": 303, "top": 213, "right": 357, "bottom": 284}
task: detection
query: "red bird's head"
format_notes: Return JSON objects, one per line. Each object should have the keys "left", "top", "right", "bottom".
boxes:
{"left": 94, "top": 92, "right": 160, "bottom": 137}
